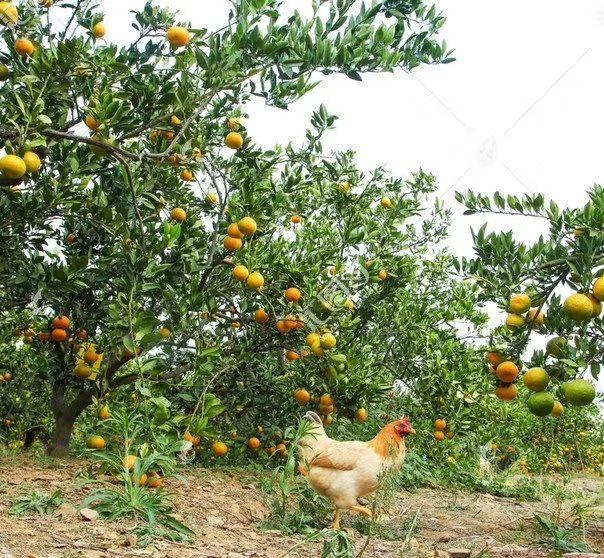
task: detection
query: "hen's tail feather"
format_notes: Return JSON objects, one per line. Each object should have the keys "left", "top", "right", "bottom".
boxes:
{"left": 304, "top": 411, "right": 322, "bottom": 424}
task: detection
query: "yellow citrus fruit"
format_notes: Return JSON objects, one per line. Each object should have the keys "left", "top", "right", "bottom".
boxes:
{"left": 237, "top": 217, "right": 257, "bottom": 235}
{"left": 98, "top": 405, "right": 110, "bottom": 420}
{"left": 254, "top": 308, "right": 269, "bottom": 324}
{"left": 224, "top": 234, "right": 243, "bottom": 251}
{"left": 170, "top": 115, "right": 181, "bottom": 127}
{"left": 159, "top": 327, "right": 171, "bottom": 340}
{"left": 291, "top": 215, "right": 302, "bottom": 224}
{"left": 92, "top": 21, "right": 106, "bottom": 38}
{"left": 0, "top": 63, "right": 9, "bottom": 80}
{"left": 496, "top": 361, "right": 519, "bottom": 383}
{"left": 0, "top": 155, "right": 26, "bottom": 179}
{"left": 380, "top": 197, "right": 393, "bottom": 208}
{"left": 227, "top": 223, "right": 244, "bottom": 239}
{"left": 167, "top": 26, "right": 190, "bottom": 48}
{"left": 593, "top": 277, "right": 604, "bottom": 301}
{"left": 74, "top": 364, "right": 92, "bottom": 379}
{"left": 212, "top": 441, "right": 228, "bottom": 457}
{"left": 170, "top": 207, "right": 187, "bottom": 223}
{"left": 587, "top": 294, "right": 602, "bottom": 317}
{"left": 295, "top": 388, "right": 311, "bottom": 405}
{"left": 246, "top": 271, "right": 264, "bottom": 289}
{"left": 124, "top": 455, "right": 138, "bottom": 471}
{"left": 22, "top": 151, "right": 41, "bottom": 173}
{"left": 356, "top": 408, "right": 368, "bottom": 423}
{"left": 378, "top": 270, "right": 388, "bottom": 281}
{"left": 225, "top": 132, "right": 244, "bottom": 149}
{"left": 338, "top": 181, "right": 350, "bottom": 193}
{"left": 495, "top": 384, "right": 518, "bottom": 401}
{"left": 551, "top": 401, "right": 564, "bottom": 417}
{"left": 527, "top": 308, "right": 545, "bottom": 328}
{"left": 522, "top": 367, "right": 549, "bottom": 392}
{"left": 284, "top": 287, "right": 302, "bottom": 303}
{"left": 232, "top": 265, "right": 249, "bottom": 281}
{"left": 180, "top": 169, "right": 194, "bottom": 182}
{"left": 509, "top": 293, "right": 531, "bottom": 314}
{"left": 434, "top": 419, "right": 446, "bottom": 431}
{"left": 320, "top": 394, "right": 334, "bottom": 406}
{"left": 248, "top": 437, "right": 261, "bottom": 450}
{"left": 206, "top": 192, "right": 218, "bottom": 204}
{"left": 564, "top": 293, "right": 593, "bottom": 321}
{"left": 85, "top": 115, "right": 99, "bottom": 130}
{"left": 434, "top": 431, "right": 445, "bottom": 441}
{"left": 306, "top": 332, "right": 320, "bottom": 347}
{"left": 227, "top": 117, "right": 243, "bottom": 130}
{"left": 87, "top": 435, "right": 106, "bottom": 450}
{"left": 0, "top": 2, "right": 18, "bottom": 24}
{"left": 320, "top": 332, "right": 337, "bottom": 349}
{"left": 14, "top": 38, "right": 35, "bottom": 56}
{"left": 505, "top": 313, "right": 525, "bottom": 329}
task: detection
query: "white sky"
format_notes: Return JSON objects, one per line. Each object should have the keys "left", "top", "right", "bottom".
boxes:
{"left": 86, "top": 1, "right": 604, "bottom": 394}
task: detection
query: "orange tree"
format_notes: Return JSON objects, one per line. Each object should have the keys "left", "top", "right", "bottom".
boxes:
{"left": 456, "top": 187, "right": 602, "bottom": 418}
{"left": 0, "top": 0, "right": 457, "bottom": 455}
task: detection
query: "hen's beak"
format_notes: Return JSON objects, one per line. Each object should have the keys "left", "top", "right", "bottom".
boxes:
{"left": 408, "top": 427, "right": 416, "bottom": 435}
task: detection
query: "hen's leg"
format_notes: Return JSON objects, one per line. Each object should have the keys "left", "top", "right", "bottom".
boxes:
{"left": 350, "top": 505, "right": 372, "bottom": 518}
{"left": 332, "top": 508, "right": 341, "bottom": 530}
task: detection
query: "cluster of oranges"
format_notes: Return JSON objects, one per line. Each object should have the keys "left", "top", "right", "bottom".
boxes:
{"left": 433, "top": 418, "right": 453, "bottom": 441}
{"left": 0, "top": 151, "right": 42, "bottom": 182}
{"left": 224, "top": 216, "right": 257, "bottom": 252}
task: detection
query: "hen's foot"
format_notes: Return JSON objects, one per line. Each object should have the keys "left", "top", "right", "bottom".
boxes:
{"left": 332, "top": 509, "right": 341, "bottom": 530}
{"left": 350, "top": 505, "right": 373, "bottom": 518}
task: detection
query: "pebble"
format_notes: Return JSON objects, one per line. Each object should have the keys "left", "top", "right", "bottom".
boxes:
{"left": 79, "top": 508, "right": 99, "bottom": 522}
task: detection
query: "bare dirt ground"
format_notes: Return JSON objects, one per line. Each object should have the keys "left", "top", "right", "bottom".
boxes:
{"left": 0, "top": 456, "right": 602, "bottom": 558}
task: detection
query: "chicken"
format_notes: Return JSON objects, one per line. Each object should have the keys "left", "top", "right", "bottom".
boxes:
{"left": 299, "top": 411, "right": 415, "bottom": 529}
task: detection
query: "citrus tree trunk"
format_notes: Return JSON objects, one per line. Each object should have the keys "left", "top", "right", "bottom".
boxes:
{"left": 47, "top": 379, "right": 94, "bottom": 457}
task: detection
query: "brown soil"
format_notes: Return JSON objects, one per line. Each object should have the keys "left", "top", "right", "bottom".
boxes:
{"left": 0, "top": 456, "right": 601, "bottom": 558}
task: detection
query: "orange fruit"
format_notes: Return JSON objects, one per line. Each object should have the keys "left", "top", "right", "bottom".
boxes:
{"left": 434, "top": 419, "right": 446, "bottom": 431}
{"left": 22, "top": 151, "right": 41, "bottom": 173}
{"left": 227, "top": 223, "right": 244, "bottom": 239}
{"left": 84, "top": 349, "right": 99, "bottom": 364}
{"left": 505, "top": 313, "right": 525, "bottom": 329}
{"left": 237, "top": 217, "right": 257, "bottom": 235}
{"left": 378, "top": 270, "right": 388, "bottom": 281}
{"left": 85, "top": 115, "right": 100, "bottom": 130}
{"left": 291, "top": 215, "right": 302, "bottom": 224}
{"left": 180, "top": 169, "right": 194, "bottom": 182}
{"left": 225, "top": 132, "right": 244, "bottom": 149}
{"left": 496, "top": 361, "right": 519, "bottom": 383}
{"left": 508, "top": 293, "right": 531, "bottom": 314}
{"left": 38, "top": 332, "right": 50, "bottom": 343}
{"left": 87, "top": 435, "right": 106, "bottom": 450}
{"left": 593, "top": 277, "right": 604, "bottom": 301}
{"left": 162, "top": 130, "right": 175, "bottom": 141}
{"left": 14, "top": 38, "right": 35, "bottom": 56}
{"left": 170, "top": 207, "right": 187, "bottom": 223}
{"left": 320, "top": 393, "right": 334, "bottom": 406}
{"left": 276, "top": 320, "right": 291, "bottom": 334}
{"left": 159, "top": 327, "right": 171, "bottom": 340}
{"left": 92, "top": 21, "right": 106, "bottom": 38}
{"left": 295, "top": 388, "right": 311, "bottom": 405}
{"left": 276, "top": 443, "right": 287, "bottom": 456}
{"left": 170, "top": 115, "right": 181, "bottom": 126}
{"left": 356, "top": 408, "right": 368, "bottom": 423}
{"left": 0, "top": 155, "right": 26, "bottom": 179}
{"left": 0, "top": 2, "right": 19, "bottom": 24}
{"left": 212, "top": 441, "right": 228, "bottom": 457}
{"left": 380, "top": 197, "right": 393, "bottom": 208}
{"left": 166, "top": 26, "right": 190, "bottom": 48}
{"left": 434, "top": 431, "right": 445, "bottom": 441}
{"left": 146, "top": 472, "right": 163, "bottom": 488}
{"left": 124, "top": 455, "right": 138, "bottom": 471}
{"left": 284, "top": 287, "right": 302, "bottom": 303}
{"left": 98, "top": 405, "right": 110, "bottom": 420}
{"left": 527, "top": 308, "right": 546, "bottom": 328}
{"left": 74, "top": 364, "right": 92, "bottom": 378}
{"left": 248, "top": 437, "right": 261, "bottom": 450}
{"left": 306, "top": 332, "right": 320, "bottom": 347}
{"left": 246, "top": 271, "right": 264, "bottom": 289}
{"left": 320, "top": 333, "right": 336, "bottom": 349}
{"left": 52, "top": 315, "right": 71, "bottom": 329}
{"left": 495, "top": 384, "right": 518, "bottom": 401}
{"left": 488, "top": 351, "right": 505, "bottom": 367}
{"left": 254, "top": 308, "right": 269, "bottom": 324}
{"left": 286, "top": 350, "right": 299, "bottom": 361}
{"left": 51, "top": 328, "right": 68, "bottom": 342}
{"left": 232, "top": 265, "right": 249, "bottom": 281}
{"left": 223, "top": 236, "right": 243, "bottom": 251}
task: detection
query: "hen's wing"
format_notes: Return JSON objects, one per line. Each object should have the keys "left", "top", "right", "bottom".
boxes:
{"left": 308, "top": 441, "right": 368, "bottom": 471}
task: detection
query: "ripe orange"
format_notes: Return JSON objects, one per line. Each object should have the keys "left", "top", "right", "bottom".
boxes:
{"left": 22, "top": 151, "right": 41, "bottom": 173}
{"left": 495, "top": 384, "right": 518, "bottom": 401}
{"left": 180, "top": 169, "right": 194, "bottom": 182}
{"left": 276, "top": 320, "right": 291, "bottom": 334}
{"left": 505, "top": 313, "right": 525, "bottom": 329}
{"left": 227, "top": 223, "right": 244, "bottom": 239}
{"left": 434, "top": 419, "right": 446, "bottom": 431}
{"left": 508, "top": 293, "right": 531, "bottom": 314}
{"left": 98, "top": 405, "right": 110, "bottom": 420}
{"left": 92, "top": 21, "right": 106, "bottom": 38}
{"left": 434, "top": 431, "right": 445, "bottom": 441}
{"left": 212, "top": 441, "right": 228, "bottom": 457}
{"left": 587, "top": 294, "right": 602, "bottom": 316}
{"left": 124, "top": 455, "right": 138, "bottom": 471}
{"left": 170, "top": 115, "right": 182, "bottom": 127}
{"left": 248, "top": 437, "right": 261, "bottom": 450}
{"left": 527, "top": 308, "right": 546, "bottom": 328}
{"left": 593, "top": 277, "right": 604, "bottom": 301}
{"left": 14, "top": 38, "right": 35, "bottom": 56}
{"left": 496, "top": 361, "right": 519, "bottom": 383}
{"left": 254, "top": 308, "right": 269, "bottom": 324}
{"left": 170, "top": 207, "right": 187, "bottom": 223}
{"left": 286, "top": 350, "right": 299, "bottom": 361}
{"left": 246, "top": 271, "right": 264, "bottom": 289}
{"left": 378, "top": 270, "right": 388, "bottom": 281}
{"left": 223, "top": 236, "right": 243, "bottom": 251}
{"left": 85, "top": 115, "right": 100, "bottom": 130}
{"left": 51, "top": 328, "right": 68, "bottom": 342}
{"left": 38, "top": 332, "right": 50, "bottom": 342}
{"left": 295, "top": 388, "right": 311, "bottom": 405}
{"left": 159, "top": 327, "right": 171, "bottom": 340}
{"left": 320, "top": 333, "right": 337, "bottom": 350}
{"left": 320, "top": 393, "right": 334, "bottom": 406}
{"left": 52, "top": 315, "right": 71, "bottom": 329}
{"left": 380, "top": 197, "right": 393, "bottom": 208}
{"left": 306, "top": 332, "right": 320, "bottom": 347}
{"left": 87, "top": 435, "right": 106, "bottom": 450}
{"left": 488, "top": 351, "right": 505, "bottom": 367}
{"left": 356, "top": 408, "right": 368, "bottom": 423}
{"left": 162, "top": 130, "right": 175, "bottom": 141}
{"left": 84, "top": 349, "right": 99, "bottom": 364}
{"left": 232, "top": 265, "right": 249, "bottom": 281}
{"left": 276, "top": 443, "right": 287, "bottom": 456}
{"left": 237, "top": 216, "right": 257, "bottom": 235}
{"left": 167, "top": 26, "right": 190, "bottom": 48}
{"left": 225, "top": 132, "right": 244, "bottom": 149}
{"left": 146, "top": 472, "right": 163, "bottom": 488}
{"left": 284, "top": 287, "right": 302, "bottom": 303}
{"left": 291, "top": 215, "right": 302, "bottom": 224}
{"left": 0, "top": 154, "right": 26, "bottom": 179}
